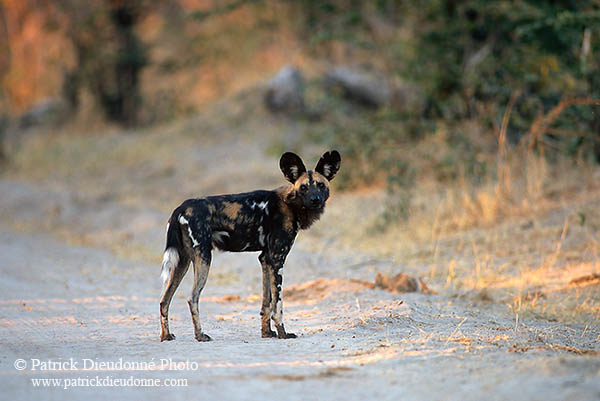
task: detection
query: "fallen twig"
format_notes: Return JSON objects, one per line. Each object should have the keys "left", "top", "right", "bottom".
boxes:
{"left": 444, "top": 317, "right": 468, "bottom": 346}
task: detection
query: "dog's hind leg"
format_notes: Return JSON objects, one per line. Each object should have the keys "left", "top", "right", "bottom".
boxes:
{"left": 258, "top": 252, "right": 276, "bottom": 338}
{"left": 188, "top": 246, "right": 212, "bottom": 342}
{"left": 160, "top": 255, "right": 190, "bottom": 341}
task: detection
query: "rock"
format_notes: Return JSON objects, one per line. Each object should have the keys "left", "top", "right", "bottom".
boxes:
{"left": 19, "top": 98, "right": 69, "bottom": 129}
{"left": 324, "top": 67, "right": 392, "bottom": 108}
{"left": 264, "top": 66, "right": 305, "bottom": 114}
{"left": 375, "top": 272, "right": 432, "bottom": 293}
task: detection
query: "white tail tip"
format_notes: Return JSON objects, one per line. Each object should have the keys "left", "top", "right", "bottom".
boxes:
{"left": 161, "top": 247, "right": 179, "bottom": 285}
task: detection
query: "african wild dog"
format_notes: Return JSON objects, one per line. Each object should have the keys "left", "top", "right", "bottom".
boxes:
{"left": 160, "top": 151, "right": 341, "bottom": 341}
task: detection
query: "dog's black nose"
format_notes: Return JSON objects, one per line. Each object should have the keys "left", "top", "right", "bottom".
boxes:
{"left": 310, "top": 196, "right": 320, "bottom": 206}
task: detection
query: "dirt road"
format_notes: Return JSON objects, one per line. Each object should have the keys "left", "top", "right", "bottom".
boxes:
{"left": 1, "top": 179, "right": 598, "bottom": 400}
{"left": 0, "top": 113, "right": 598, "bottom": 400}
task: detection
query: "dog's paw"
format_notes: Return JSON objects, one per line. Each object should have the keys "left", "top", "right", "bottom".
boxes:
{"left": 160, "top": 333, "right": 176, "bottom": 342}
{"left": 195, "top": 333, "right": 212, "bottom": 342}
{"left": 262, "top": 330, "right": 277, "bottom": 338}
{"left": 278, "top": 332, "right": 297, "bottom": 339}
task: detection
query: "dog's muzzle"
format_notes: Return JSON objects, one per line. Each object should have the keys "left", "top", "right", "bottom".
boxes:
{"left": 306, "top": 195, "right": 324, "bottom": 209}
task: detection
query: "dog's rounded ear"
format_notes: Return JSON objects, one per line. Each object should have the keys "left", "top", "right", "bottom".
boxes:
{"left": 280, "top": 152, "right": 307, "bottom": 183}
{"left": 315, "top": 150, "right": 341, "bottom": 181}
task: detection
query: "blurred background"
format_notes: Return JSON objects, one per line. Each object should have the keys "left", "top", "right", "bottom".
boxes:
{"left": 0, "top": 0, "right": 599, "bottom": 321}
{"left": 1, "top": 1, "right": 600, "bottom": 180}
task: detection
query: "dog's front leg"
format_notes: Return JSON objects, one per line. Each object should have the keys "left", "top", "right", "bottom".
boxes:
{"left": 268, "top": 255, "right": 296, "bottom": 339}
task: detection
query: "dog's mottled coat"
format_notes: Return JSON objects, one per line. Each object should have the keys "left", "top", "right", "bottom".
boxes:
{"left": 160, "top": 151, "right": 341, "bottom": 341}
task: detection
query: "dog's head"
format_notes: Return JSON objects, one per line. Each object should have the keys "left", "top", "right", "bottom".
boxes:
{"left": 280, "top": 150, "right": 341, "bottom": 210}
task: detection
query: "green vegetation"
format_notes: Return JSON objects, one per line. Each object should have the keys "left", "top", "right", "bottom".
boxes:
{"left": 296, "top": 0, "right": 599, "bottom": 159}
{"left": 283, "top": 1, "right": 600, "bottom": 227}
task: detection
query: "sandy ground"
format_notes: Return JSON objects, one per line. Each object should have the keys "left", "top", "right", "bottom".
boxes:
{"left": 1, "top": 176, "right": 599, "bottom": 400}
{"left": 0, "top": 106, "right": 599, "bottom": 400}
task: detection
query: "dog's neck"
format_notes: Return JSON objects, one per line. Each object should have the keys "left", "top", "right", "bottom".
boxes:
{"left": 294, "top": 204, "right": 325, "bottom": 230}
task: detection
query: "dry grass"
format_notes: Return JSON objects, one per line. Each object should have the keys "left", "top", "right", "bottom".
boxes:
{"left": 330, "top": 145, "right": 600, "bottom": 324}
{"left": 4, "top": 86, "right": 600, "bottom": 327}
{"left": 297, "top": 100, "right": 600, "bottom": 326}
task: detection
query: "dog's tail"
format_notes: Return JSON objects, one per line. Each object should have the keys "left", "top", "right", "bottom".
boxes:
{"left": 161, "top": 208, "right": 184, "bottom": 287}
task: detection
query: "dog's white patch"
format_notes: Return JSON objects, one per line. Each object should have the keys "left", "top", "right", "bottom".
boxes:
{"left": 258, "top": 226, "right": 265, "bottom": 247}
{"left": 272, "top": 300, "right": 283, "bottom": 324}
{"left": 250, "top": 201, "right": 268, "bottom": 214}
{"left": 290, "top": 165, "right": 298, "bottom": 178}
{"left": 241, "top": 242, "right": 250, "bottom": 251}
{"left": 212, "top": 231, "right": 229, "bottom": 247}
{"left": 258, "top": 201, "right": 269, "bottom": 215}
{"left": 179, "top": 215, "right": 199, "bottom": 247}
{"left": 165, "top": 222, "right": 170, "bottom": 239}
{"left": 322, "top": 164, "right": 331, "bottom": 177}
{"left": 161, "top": 247, "right": 179, "bottom": 286}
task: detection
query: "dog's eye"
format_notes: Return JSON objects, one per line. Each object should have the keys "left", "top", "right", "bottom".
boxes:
{"left": 300, "top": 184, "right": 308, "bottom": 192}
{"left": 317, "top": 182, "right": 325, "bottom": 189}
